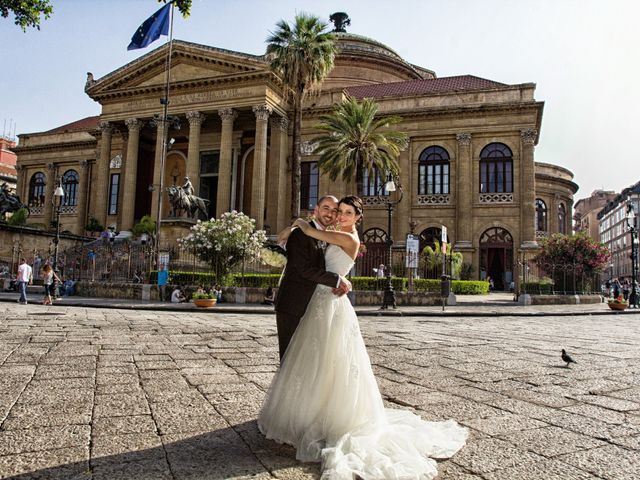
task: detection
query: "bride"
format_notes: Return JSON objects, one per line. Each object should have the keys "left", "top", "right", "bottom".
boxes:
{"left": 258, "top": 196, "right": 467, "bottom": 479}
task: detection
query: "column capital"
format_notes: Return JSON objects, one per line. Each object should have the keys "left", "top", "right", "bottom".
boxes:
{"left": 456, "top": 132, "right": 472, "bottom": 146}
{"left": 125, "top": 118, "right": 143, "bottom": 132}
{"left": 252, "top": 104, "right": 272, "bottom": 121}
{"left": 46, "top": 162, "right": 56, "bottom": 171}
{"left": 79, "top": 159, "right": 90, "bottom": 169}
{"left": 520, "top": 129, "right": 537, "bottom": 145}
{"left": 275, "top": 116, "right": 289, "bottom": 132}
{"left": 218, "top": 108, "right": 238, "bottom": 122}
{"left": 186, "top": 111, "right": 206, "bottom": 127}
{"left": 14, "top": 164, "right": 24, "bottom": 172}
{"left": 99, "top": 121, "right": 112, "bottom": 133}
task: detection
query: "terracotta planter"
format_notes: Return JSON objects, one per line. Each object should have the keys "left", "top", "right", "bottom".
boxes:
{"left": 193, "top": 298, "right": 217, "bottom": 308}
{"left": 608, "top": 302, "right": 628, "bottom": 311}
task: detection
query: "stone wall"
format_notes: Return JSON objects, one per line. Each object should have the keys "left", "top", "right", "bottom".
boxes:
{"left": 0, "top": 224, "right": 90, "bottom": 267}
{"left": 73, "top": 282, "right": 444, "bottom": 306}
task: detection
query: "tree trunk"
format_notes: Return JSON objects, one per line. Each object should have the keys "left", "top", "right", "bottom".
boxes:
{"left": 290, "top": 94, "right": 303, "bottom": 219}
{"left": 355, "top": 157, "right": 363, "bottom": 197}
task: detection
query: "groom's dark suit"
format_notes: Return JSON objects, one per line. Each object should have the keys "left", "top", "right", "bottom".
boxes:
{"left": 275, "top": 222, "right": 340, "bottom": 360}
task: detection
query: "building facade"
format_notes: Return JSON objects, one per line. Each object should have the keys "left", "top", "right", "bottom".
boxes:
{"left": 14, "top": 21, "right": 577, "bottom": 287}
{"left": 574, "top": 189, "right": 617, "bottom": 241}
{"left": 0, "top": 136, "right": 17, "bottom": 192}
{"left": 598, "top": 182, "right": 640, "bottom": 281}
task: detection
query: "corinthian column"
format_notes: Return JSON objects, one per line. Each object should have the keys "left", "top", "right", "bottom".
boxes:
{"left": 150, "top": 118, "right": 168, "bottom": 221}
{"left": 186, "top": 112, "right": 205, "bottom": 195}
{"left": 217, "top": 108, "right": 237, "bottom": 217}
{"left": 94, "top": 121, "right": 113, "bottom": 227}
{"left": 520, "top": 129, "right": 538, "bottom": 249}
{"left": 75, "top": 160, "right": 91, "bottom": 234}
{"left": 267, "top": 116, "right": 288, "bottom": 232}
{"left": 455, "top": 133, "right": 473, "bottom": 251}
{"left": 44, "top": 162, "right": 56, "bottom": 226}
{"left": 251, "top": 105, "right": 271, "bottom": 229}
{"left": 121, "top": 119, "right": 142, "bottom": 231}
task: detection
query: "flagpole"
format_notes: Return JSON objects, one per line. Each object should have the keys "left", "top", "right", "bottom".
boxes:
{"left": 154, "top": 1, "right": 175, "bottom": 269}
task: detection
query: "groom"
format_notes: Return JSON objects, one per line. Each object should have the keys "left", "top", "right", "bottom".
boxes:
{"left": 274, "top": 195, "right": 352, "bottom": 360}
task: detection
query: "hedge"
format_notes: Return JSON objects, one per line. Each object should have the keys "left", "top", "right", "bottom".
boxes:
{"left": 521, "top": 282, "right": 554, "bottom": 294}
{"left": 452, "top": 280, "right": 489, "bottom": 294}
{"left": 148, "top": 272, "right": 489, "bottom": 294}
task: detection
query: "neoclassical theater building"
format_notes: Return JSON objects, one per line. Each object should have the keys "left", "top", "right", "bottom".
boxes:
{"left": 14, "top": 19, "right": 577, "bottom": 288}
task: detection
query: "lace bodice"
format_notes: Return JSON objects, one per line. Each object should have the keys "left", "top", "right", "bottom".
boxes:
{"left": 324, "top": 244, "right": 355, "bottom": 277}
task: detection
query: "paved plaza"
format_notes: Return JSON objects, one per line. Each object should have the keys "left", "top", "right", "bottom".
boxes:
{"left": 0, "top": 302, "right": 639, "bottom": 479}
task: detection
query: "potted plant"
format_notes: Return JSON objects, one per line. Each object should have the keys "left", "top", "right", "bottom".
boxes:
{"left": 607, "top": 295, "right": 629, "bottom": 311}
{"left": 192, "top": 292, "right": 217, "bottom": 308}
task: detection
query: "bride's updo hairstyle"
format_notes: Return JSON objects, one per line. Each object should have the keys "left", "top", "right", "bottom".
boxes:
{"left": 339, "top": 195, "right": 364, "bottom": 224}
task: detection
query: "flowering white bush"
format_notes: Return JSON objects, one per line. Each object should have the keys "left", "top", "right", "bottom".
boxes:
{"left": 178, "top": 211, "right": 267, "bottom": 283}
{"left": 260, "top": 245, "right": 287, "bottom": 268}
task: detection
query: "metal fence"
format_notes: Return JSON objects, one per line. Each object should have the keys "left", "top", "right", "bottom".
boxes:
{"left": 52, "top": 240, "right": 456, "bottom": 287}
{"left": 519, "top": 255, "right": 603, "bottom": 295}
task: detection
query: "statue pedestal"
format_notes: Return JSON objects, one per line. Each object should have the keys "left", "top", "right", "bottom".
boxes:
{"left": 159, "top": 217, "right": 196, "bottom": 249}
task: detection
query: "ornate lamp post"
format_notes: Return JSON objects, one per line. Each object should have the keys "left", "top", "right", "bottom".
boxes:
{"left": 626, "top": 203, "right": 638, "bottom": 308}
{"left": 380, "top": 174, "right": 403, "bottom": 309}
{"left": 52, "top": 183, "right": 65, "bottom": 297}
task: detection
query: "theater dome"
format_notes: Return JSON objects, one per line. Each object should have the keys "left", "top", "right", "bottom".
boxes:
{"left": 323, "top": 31, "right": 435, "bottom": 89}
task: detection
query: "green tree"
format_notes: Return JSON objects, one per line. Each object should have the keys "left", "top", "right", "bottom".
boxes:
{"left": 313, "top": 96, "right": 408, "bottom": 195}
{"left": 1, "top": 0, "right": 52, "bottom": 31}
{"left": 266, "top": 13, "right": 337, "bottom": 217}
{"left": 2, "top": 0, "right": 191, "bottom": 31}
{"left": 422, "top": 240, "right": 463, "bottom": 279}
{"left": 132, "top": 215, "right": 156, "bottom": 238}
{"left": 6, "top": 207, "right": 28, "bottom": 226}
{"left": 85, "top": 216, "right": 104, "bottom": 235}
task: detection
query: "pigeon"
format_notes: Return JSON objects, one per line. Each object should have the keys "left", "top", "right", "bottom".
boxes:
{"left": 561, "top": 349, "right": 577, "bottom": 367}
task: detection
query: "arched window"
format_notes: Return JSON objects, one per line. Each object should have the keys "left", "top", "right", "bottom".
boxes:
{"left": 480, "top": 143, "right": 513, "bottom": 193}
{"left": 536, "top": 198, "right": 547, "bottom": 231}
{"left": 28, "top": 172, "right": 46, "bottom": 207}
{"left": 419, "top": 227, "right": 442, "bottom": 252}
{"left": 62, "top": 169, "right": 79, "bottom": 206}
{"left": 363, "top": 227, "right": 387, "bottom": 244}
{"left": 418, "top": 146, "right": 449, "bottom": 195}
{"left": 558, "top": 203, "right": 567, "bottom": 234}
{"left": 362, "top": 167, "right": 389, "bottom": 197}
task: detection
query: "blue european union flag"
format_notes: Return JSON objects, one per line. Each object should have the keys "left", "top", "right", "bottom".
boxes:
{"left": 127, "top": 3, "right": 171, "bottom": 51}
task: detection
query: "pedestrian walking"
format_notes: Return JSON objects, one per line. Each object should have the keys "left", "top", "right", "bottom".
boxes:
{"left": 16, "top": 258, "right": 33, "bottom": 305}
{"left": 41, "top": 264, "right": 61, "bottom": 305}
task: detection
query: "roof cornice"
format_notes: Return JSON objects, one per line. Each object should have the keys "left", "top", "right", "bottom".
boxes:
{"left": 13, "top": 140, "right": 97, "bottom": 155}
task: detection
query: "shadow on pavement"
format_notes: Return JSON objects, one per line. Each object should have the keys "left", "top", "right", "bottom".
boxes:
{"left": 3, "top": 421, "right": 320, "bottom": 480}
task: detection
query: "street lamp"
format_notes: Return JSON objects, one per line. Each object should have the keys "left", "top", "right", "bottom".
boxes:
{"left": 626, "top": 203, "right": 638, "bottom": 308}
{"left": 52, "top": 183, "right": 65, "bottom": 298}
{"left": 380, "top": 174, "right": 403, "bottom": 309}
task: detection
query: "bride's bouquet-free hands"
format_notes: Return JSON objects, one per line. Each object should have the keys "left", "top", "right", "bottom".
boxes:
{"left": 260, "top": 243, "right": 287, "bottom": 268}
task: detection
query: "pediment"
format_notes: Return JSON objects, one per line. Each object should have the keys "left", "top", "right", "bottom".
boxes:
{"left": 86, "top": 40, "right": 269, "bottom": 101}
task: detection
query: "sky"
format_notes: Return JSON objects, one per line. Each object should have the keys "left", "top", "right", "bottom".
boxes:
{"left": 1, "top": 0, "right": 639, "bottom": 201}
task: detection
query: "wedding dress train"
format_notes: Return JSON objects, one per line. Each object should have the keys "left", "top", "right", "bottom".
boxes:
{"left": 258, "top": 245, "right": 467, "bottom": 479}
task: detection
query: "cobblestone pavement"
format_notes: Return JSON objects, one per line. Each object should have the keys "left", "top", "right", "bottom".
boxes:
{"left": 0, "top": 303, "right": 639, "bottom": 479}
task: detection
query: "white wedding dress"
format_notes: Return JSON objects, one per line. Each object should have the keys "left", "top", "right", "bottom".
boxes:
{"left": 258, "top": 244, "right": 468, "bottom": 479}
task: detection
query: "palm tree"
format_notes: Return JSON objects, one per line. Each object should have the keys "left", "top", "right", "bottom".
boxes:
{"left": 422, "top": 240, "right": 463, "bottom": 279}
{"left": 266, "top": 14, "right": 337, "bottom": 218}
{"left": 313, "top": 96, "right": 408, "bottom": 195}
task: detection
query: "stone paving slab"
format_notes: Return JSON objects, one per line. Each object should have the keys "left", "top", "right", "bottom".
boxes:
{"left": 0, "top": 303, "right": 639, "bottom": 479}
